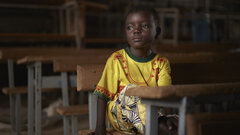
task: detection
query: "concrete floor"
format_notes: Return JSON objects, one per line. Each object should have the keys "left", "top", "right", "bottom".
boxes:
{"left": 0, "top": 93, "right": 89, "bottom": 135}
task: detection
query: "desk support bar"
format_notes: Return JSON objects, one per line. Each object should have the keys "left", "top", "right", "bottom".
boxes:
{"left": 27, "top": 64, "right": 34, "bottom": 135}
{"left": 178, "top": 97, "right": 187, "bottom": 135}
{"left": 61, "top": 72, "right": 70, "bottom": 135}
{"left": 88, "top": 92, "right": 97, "bottom": 129}
{"left": 145, "top": 104, "right": 158, "bottom": 135}
{"left": 35, "top": 62, "right": 42, "bottom": 135}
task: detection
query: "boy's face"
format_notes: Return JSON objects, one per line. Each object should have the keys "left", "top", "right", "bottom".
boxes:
{"left": 125, "top": 11, "right": 156, "bottom": 49}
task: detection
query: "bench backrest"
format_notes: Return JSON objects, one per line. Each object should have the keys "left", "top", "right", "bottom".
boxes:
{"left": 77, "top": 64, "right": 105, "bottom": 91}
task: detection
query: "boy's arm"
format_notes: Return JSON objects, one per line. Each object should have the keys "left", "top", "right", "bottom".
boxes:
{"left": 93, "top": 97, "right": 107, "bottom": 135}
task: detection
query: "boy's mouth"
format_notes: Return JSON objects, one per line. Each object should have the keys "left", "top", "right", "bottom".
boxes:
{"left": 132, "top": 37, "right": 142, "bottom": 42}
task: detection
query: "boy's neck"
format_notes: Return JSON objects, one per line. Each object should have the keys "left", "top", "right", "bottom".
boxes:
{"left": 129, "top": 47, "right": 152, "bottom": 58}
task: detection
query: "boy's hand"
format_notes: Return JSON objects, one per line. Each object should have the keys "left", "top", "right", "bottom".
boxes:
{"left": 166, "top": 116, "right": 178, "bottom": 131}
{"left": 158, "top": 115, "right": 178, "bottom": 135}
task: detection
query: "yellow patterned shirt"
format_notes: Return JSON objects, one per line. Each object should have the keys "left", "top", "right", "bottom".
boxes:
{"left": 93, "top": 47, "right": 172, "bottom": 134}
{"left": 93, "top": 47, "right": 172, "bottom": 101}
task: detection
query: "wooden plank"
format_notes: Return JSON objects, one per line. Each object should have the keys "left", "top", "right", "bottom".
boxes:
{"left": 171, "top": 62, "right": 240, "bottom": 84}
{"left": 2, "top": 86, "right": 61, "bottom": 94}
{"left": 0, "top": 48, "right": 116, "bottom": 62}
{"left": 84, "top": 37, "right": 126, "bottom": 44}
{"left": 0, "top": 33, "right": 75, "bottom": 43}
{"left": 186, "top": 112, "right": 240, "bottom": 135}
{"left": 0, "top": 0, "right": 66, "bottom": 5}
{"left": 56, "top": 104, "right": 89, "bottom": 116}
{"left": 125, "top": 82, "right": 240, "bottom": 99}
{"left": 81, "top": 1, "right": 109, "bottom": 11}
{"left": 0, "top": 48, "right": 115, "bottom": 63}
{"left": 165, "top": 52, "right": 240, "bottom": 64}
{"left": 16, "top": 52, "right": 113, "bottom": 64}
{"left": 17, "top": 56, "right": 58, "bottom": 64}
{"left": 77, "top": 64, "right": 105, "bottom": 91}
{"left": 152, "top": 43, "right": 240, "bottom": 53}
{"left": 53, "top": 54, "right": 109, "bottom": 72}
{"left": 2, "top": 86, "right": 76, "bottom": 94}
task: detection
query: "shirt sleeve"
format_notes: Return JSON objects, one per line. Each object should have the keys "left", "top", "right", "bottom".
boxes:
{"left": 93, "top": 54, "right": 119, "bottom": 101}
{"left": 157, "top": 58, "right": 172, "bottom": 86}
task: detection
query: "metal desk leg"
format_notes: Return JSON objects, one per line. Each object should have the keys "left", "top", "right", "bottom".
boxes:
{"left": 35, "top": 62, "right": 42, "bottom": 135}
{"left": 178, "top": 97, "right": 187, "bottom": 135}
{"left": 61, "top": 72, "right": 70, "bottom": 135}
{"left": 71, "top": 116, "right": 78, "bottom": 135}
{"left": 9, "top": 94, "right": 16, "bottom": 135}
{"left": 15, "top": 94, "right": 21, "bottom": 135}
{"left": 143, "top": 99, "right": 183, "bottom": 135}
{"left": 8, "top": 59, "right": 22, "bottom": 135}
{"left": 88, "top": 92, "right": 97, "bottom": 130}
{"left": 145, "top": 104, "right": 158, "bottom": 135}
{"left": 9, "top": 94, "right": 21, "bottom": 135}
{"left": 27, "top": 65, "right": 34, "bottom": 135}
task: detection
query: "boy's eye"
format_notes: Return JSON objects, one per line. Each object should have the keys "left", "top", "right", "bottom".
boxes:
{"left": 127, "top": 26, "right": 133, "bottom": 31}
{"left": 142, "top": 24, "right": 149, "bottom": 29}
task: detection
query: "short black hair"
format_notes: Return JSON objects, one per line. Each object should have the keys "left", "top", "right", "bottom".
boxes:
{"left": 124, "top": 6, "right": 161, "bottom": 39}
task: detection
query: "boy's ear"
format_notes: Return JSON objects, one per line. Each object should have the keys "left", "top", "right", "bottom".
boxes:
{"left": 155, "top": 26, "right": 161, "bottom": 39}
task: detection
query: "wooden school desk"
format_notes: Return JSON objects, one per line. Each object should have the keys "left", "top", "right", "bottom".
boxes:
{"left": 125, "top": 83, "right": 240, "bottom": 135}
{"left": 16, "top": 49, "right": 115, "bottom": 135}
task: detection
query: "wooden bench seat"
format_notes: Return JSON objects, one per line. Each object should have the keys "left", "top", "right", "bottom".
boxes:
{"left": 56, "top": 104, "right": 89, "bottom": 116}
{"left": 78, "top": 128, "right": 125, "bottom": 135}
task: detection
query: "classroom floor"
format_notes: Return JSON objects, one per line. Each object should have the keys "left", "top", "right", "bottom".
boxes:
{"left": 0, "top": 93, "right": 89, "bottom": 135}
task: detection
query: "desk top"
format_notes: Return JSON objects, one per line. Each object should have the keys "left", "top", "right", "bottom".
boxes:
{"left": 17, "top": 53, "right": 112, "bottom": 64}
{"left": 0, "top": 47, "right": 115, "bottom": 62}
{"left": 125, "top": 82, "right": 240, "bottom": 99}
{"left": 163, "top": 52, "right": 240, "bottom": 64}
{"left": 0, "top": 0, "right": 109, "bottom": 9}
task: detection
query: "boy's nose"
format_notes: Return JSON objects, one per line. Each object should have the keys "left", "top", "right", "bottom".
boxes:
{"left": 133, "top": 26, "right": 142, "bottom": 34}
